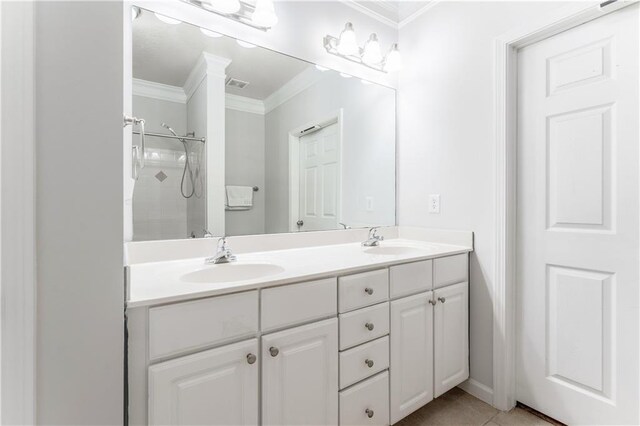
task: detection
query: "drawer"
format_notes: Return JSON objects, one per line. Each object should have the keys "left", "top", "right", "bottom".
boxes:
{"left": 261, "top": 278, "right": 337, "bottom": 332}
{"left": 389, "top": 260, "right": 433, "bottom": 298}
{"left": 340, "top": 371, "right": 389, "bottom": 426}
{"left": 148, "top": 291, "right": 258, "bottom": 360}
{"left": 339, "top": 302, "right": 389, "bottom": 350}
{"left": 340, "top": 336, "right": 389, "bottom": 389}
{"left": 434, "top": 254, "right": 468, "bottom": 288}
{"left": 338, "top": 269, "right": 389, "bottom": 313}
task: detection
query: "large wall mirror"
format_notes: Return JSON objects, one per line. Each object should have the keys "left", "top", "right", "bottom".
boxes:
{"left": 131, "top": 8, "right": 396, "bottom": 241}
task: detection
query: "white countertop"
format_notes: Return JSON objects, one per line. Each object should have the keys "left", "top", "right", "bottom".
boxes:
{"left": 127, "top": 238, "right": 472, "bottom": 308}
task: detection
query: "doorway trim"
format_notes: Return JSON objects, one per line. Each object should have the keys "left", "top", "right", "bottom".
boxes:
{"left": 492, "top": 0, "right": 636, "bottom": 411}
{"left": 288, "top": 109, "right": 343, "bottom": 232}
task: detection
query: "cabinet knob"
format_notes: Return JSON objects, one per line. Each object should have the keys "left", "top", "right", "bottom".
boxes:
{"left": 438, "top": 297, "right": 446, "bottom": 303}
{"left": 364, "top": 287, "right": 374, "bottom": 295}
{"left": 365, "top": 359, "right": 374, "bottom": 368}
{"left": 365, "top": 322, "right": 375, "bottom": 331}
{"left": 269, "top": 347, "right": 279, "bottom": 357}
{"left": 429, "top": 299, "right": 437, "bottom": 305}
{"left": 365, "top": 408, "right": 374, "bottom": 418}
{"left": 246, "top": 353, "right": 257, "bottom": 364}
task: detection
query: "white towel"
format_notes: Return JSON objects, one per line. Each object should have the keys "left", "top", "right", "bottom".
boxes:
{"left": 226, "top": 185, "right": 254, "bottom": 208}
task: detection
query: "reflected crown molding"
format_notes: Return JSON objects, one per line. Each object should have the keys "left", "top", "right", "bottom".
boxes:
{"left": 264, "top": 67, "right": 323, "bottom": 114}
{"left": 226, "top": 94, "right": 266, "bottom": 115}
{"left": 132, "top": 78, "right": 187, "bottom": 104}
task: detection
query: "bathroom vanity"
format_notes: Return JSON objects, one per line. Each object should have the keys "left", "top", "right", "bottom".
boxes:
{"left": 126, "top": 228, "right": 471, "bottom": 425}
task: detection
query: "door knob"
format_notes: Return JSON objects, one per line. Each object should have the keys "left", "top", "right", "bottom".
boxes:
{"left": 246, "top": 353, "right": 257, "bottom": 364}
{"left": 365, "top": 408, "right": 374, "bottom": 418}
{"left": 365, "top": 359, "right": 374, "bottom": 368}
{"left": 429, "top": 299, "right": 436, "bottom": 305}
{"left": 365, "top": 322, "right": 374, "bottom": 331}
{"left": 438, "top": 297, "right": 446, "bottom": 303}
{"left": 364, "top": 287, "right": 374, "bottom": 295}
{"left": 296, "top": 220, "right": 304, "bottom": 227}
{"left": 269, "top": 347, "right": 279, "bottom": 357}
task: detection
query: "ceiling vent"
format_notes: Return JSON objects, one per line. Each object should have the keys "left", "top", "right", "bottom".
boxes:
{"left": 226, "top": 78, "right": 250, "bottom": 89}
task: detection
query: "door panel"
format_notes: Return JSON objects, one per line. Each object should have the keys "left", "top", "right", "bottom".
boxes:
{"left": 262, "top": 318, "right": 338, "bottom": 426}
{"left": 516, "top": 5, "right": 639, "bottom": 424}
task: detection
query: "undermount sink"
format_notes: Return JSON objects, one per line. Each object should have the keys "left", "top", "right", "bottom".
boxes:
{"left": 363, "top": 245, "right": 424, "bottom": 256}
{"left": 181, "top": 262, "right": 285, "bottom": 284}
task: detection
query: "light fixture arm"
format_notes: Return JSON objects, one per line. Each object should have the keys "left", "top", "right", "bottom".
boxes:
{"left": 181, "top": 0, "right": 276, "bottom": 31}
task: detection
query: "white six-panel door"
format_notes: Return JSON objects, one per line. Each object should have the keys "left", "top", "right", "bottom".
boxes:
{"left": 516, "top": 4, "right": 639, "bottom": 424}
{"left": 390, "top": 291, "right": 434, "bottom": 424}
{"left": 262, "top": 318, "right": 338, "bottom": 425}
{"left": 148, "top": 339, "right": 259, "bottom": 425}
{"left": 298, "top": 123, "right": 340, "bottom": 231}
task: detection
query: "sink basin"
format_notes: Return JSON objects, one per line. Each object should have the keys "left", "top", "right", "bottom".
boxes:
{"left": 364, "top": 246, "right": 424, "bottom": 256}
{"left": 181, "top": 262, "right": 285, "bottom": 284}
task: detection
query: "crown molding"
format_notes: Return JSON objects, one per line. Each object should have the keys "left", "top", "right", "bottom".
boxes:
{"left": 132, "top": 78, "right": 187, "bottom": 103}
{"left": 225, "top": 93, "right": 266, "bottom": 115}
{"left": 183, "top": 51, "right": 232, "bottom": 101}
{"left": 339, "top": 0, "right": 399, "bottom": 29}
{"left": 398, "top": 1, "right": 442, "bottom": 28}
{"left": 264, "top": 67, "right": 323, "bottom": 114}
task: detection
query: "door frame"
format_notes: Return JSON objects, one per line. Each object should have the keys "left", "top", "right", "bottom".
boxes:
{"left": 492, "top": 0, "right": 637, "bottom": 411}
{"left": 288, "top": 109, "right": 343, "bottom": 232}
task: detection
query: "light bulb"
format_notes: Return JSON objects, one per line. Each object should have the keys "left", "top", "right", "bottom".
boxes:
{"left": 200, "top": 28, "right": 223, "bottom": 38}
{"left": 131, "top": 6, "right": 140, "bottom": 21}
{"left": 315, "top": 64, "right": 329, "bottom": 72}
{"left": 204, "top": 0, "right": 241, "bottom": 14}
{"left": 337, "top": 23, "right": 359, "bottom": 56}
{"left": 362, "top": 34, "right": 383, "bottom": 65}
{"left": 237, "top": 40, "right": 257, "bottom": 48}
{"left": 155, "top": 13, "right": 181, "bottom": 25}
{"left": 384, "top": 43, "right": 402, "bottom": 72}
{"left": 252, "top": 0, "right": 278, "bottom": 28}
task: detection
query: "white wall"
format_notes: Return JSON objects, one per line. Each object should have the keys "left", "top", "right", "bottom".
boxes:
{"left": 398, "top": 0, "right": 569, "bottom": 397}
{"left": 225, "top": 109, "right": 266, "bottom": 236}
{"left": 265, "top": 70, "right": 396, "bottom": 233}
{"left": 35, "top": 1, "right": 124, "bottom": 424}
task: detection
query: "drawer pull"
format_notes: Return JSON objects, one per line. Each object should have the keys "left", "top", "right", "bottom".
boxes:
{"left": 429, "top": 299, "right": 436, "bottom": 306}
{"left": 365, "top": 322, "right": 375, "bottom": 331}
{"left": 364, "top": 287, "right": 374, "bottom": 295}
{"left": 364, "top": 359, "right": 374, "bottom": 368}
{"left": 365, "top": 408, "right": 374, "bottom": 418}
{"left": 246, "top": 353, "right": 257, "bottom": 364}
{"left": 438, "top": 297, "right": 446, "bottom": 303}
{"left": 269, "top": 347, "right": 279, "bottom": 357}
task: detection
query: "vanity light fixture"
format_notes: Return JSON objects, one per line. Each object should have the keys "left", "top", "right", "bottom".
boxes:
{"left": 182, "top": 0, "right": 278, "bottom": 31}
{"left": 154, "top": 12, "right": 182, "bottom": 25}
{"left": 324, "top": 23, "right": 402, "bottom": 73}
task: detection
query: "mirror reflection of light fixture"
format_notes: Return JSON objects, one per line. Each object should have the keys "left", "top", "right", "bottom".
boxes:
{"left": 200, "top": 28, "right": 223, "bottom": 38}
{"left": 237, "top": 40, "right": 257, "bottom": 48}
{"left": 154, "top": 13, "right": 182, "bottom": 25}
{"left": 182, "top": 0, "right": 278, "bottom": 31}
{"left": 323, "top": 23, "right": 402, "bottom": 73}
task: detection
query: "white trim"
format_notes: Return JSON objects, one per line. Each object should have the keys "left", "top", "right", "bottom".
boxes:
{"left": 0, "top": 1, "right": 36, "bottom": 424}
{"left": 132, "top": 78, "right": 187, "bottom": 103}
{"left": 398, "top": 1, "right": 442, "bottom": 29}
{"left": 288, "top": 110, "right": 343, "bottom": 232}
{"left": 338, "top": 0, "right": 398, "bottom": 29}
{"left": 264, "top": 67, "right": 322, "bottom": 114}
{"left": 225, "top": 93, "right": 265, "bottom": 115}
{"left": 458, "top": 379, "right": 494, "bottom": 406}
{"left": 492, "top": 0, "right": 635, "bottom": 412}
{"left": 183, "top": 51, "right": 231, "bottom": 101}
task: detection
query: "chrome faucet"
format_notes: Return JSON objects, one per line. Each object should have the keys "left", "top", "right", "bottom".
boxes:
{"left": 206, "top": 237, "right": 237, "bottom": 264}
{"left": 362, "top": 227, "right": 384, "bottom": 247}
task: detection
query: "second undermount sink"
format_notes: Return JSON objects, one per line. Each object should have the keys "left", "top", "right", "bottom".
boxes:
{"left": 363, "top": 245, "right": 424, "bottom": 256}
{"left": 181, "top": 262, "right": 285, "bottom": 284}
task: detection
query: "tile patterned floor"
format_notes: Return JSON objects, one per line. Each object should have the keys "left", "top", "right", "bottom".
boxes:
{"left": 397, "top": 387, "right": 555, "bottom": 426}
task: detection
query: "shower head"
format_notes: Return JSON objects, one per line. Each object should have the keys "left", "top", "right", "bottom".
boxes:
{"left": 161, "top": 122, "right": 178, "bottom": 137}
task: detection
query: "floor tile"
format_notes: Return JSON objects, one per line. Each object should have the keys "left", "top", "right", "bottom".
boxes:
{"left": 492, "top": 408, "right": 553, "bottom": 426}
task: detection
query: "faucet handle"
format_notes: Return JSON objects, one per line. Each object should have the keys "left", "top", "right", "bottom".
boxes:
{"left": 217, "top": 237, "right": 228, "bottom": 250}
{"left": 369, "top": 226, "right": 380, "bottom": 238}
{"left": 203, "top": 229, "right": 213, "bottom": 238}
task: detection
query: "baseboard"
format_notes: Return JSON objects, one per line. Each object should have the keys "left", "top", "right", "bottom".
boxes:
{"left": 458, "top": 378, "right": 494, "bottom": 406}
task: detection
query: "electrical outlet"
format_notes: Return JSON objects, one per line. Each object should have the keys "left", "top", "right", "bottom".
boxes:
{"left": 428, "top": 194, "right": 440, "bottom": 214}
{"left": 366, "top": 196, "right": 374, "bottom": 212}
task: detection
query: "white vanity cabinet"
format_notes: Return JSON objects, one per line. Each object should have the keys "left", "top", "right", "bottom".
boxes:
{"left": 262, "top": 318, "right": 338, "bottom": 425}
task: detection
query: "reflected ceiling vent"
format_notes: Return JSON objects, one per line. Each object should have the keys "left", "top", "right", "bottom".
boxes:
{"left": 226, "top": 78, "right": 250, "bottom": 89}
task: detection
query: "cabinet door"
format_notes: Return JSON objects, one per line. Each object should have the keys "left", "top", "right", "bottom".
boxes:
{"left": 390, "top": 291, "right": 433, "bottom": 424}
{"left": 434, "top": 281, "right": 469, "bottom": 397}
{"left": 262, "top": 318, "right": 338, "bottom": 426}
{"left": 148, "top": 339, "right": 258, "bottom": 425}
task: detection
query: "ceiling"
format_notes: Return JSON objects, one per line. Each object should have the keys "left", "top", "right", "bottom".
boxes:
{"left": 344, "top": 0, "right": 434, "bottom": 26}
{"left": 132, "top": 9, "right": 311, "bottom": 100}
